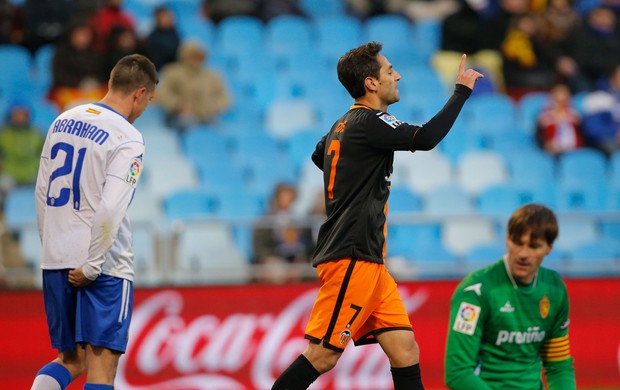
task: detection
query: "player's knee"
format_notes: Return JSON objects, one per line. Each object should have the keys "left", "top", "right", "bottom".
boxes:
{"left": 57, "top": 350, "right": 86, "bottom": 378}
{"left": 304, "top": 344, "right": 341, "bottom": 374}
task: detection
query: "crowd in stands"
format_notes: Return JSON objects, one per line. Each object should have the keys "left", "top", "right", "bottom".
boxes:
{"left": 0, "top": 0, "right": 619, "bottom": 287}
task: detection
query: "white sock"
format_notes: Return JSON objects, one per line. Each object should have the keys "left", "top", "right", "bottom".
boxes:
{"left": 31, "top": 374, "right": 61, "bottom": 390}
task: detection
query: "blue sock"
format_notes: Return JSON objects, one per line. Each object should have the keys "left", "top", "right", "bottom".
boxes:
{"left": 84, "top": 384, "right": 114, "bottom": 389}
{"left": 37, "top": 362, "right": 72, "bottom": 389}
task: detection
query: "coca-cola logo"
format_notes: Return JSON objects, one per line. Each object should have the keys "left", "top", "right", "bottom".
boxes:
{"left": 116, "top": 287, "right": 429, "bottom": 390}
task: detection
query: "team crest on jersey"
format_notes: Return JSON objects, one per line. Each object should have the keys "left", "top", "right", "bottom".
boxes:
{"left": 453, "top": 302, "right": 481, "bottom": 336}
{"left": 125, "top": 158, "right": 142, "bottom": 187}
{"left": 539, "top": 295, "right": 550, "bottom": 319}
{"left": 339, "top": 330, "right": 351, "bottom": 345}
{"left": 378, "top": 113, "right": 403, "bottom": 128}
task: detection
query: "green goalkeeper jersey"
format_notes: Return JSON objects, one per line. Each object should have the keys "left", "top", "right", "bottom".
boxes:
{"left": 445, "top": 258, "right": 575, "bottom": 390}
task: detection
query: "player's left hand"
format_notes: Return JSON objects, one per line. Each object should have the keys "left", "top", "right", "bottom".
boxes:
{"left": 455, "top": 54, "right": 484, "bottom": 90}
{"left": 69, "top": 267, "right": 93, "bottom": 287}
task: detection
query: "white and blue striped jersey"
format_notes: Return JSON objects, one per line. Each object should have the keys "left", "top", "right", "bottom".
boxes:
{"left": 35, "top": 102, "right": 145, "bottom": 281}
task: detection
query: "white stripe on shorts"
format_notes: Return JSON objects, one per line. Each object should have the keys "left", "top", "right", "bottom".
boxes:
{"left": 118, "top": 279, "right": 129, "bottom": 323}
{"left": 123, "top": 279, "right": 130, "bottom": 321}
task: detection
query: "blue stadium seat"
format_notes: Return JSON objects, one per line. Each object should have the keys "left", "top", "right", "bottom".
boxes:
{"left": 388, "top": 186, "right": 422, "bottom": 214}
{"left": 265, "top": 99, "right": 317, "bottom": 139}
{"left": 505, "top": 149, "right": 555, "bottom": 188}
{"left": 555, "top": 181, "right": 609, "bottom": 212}
{"left": 163, "top": 189, "right": 217, "bottom": 222}
{"left": 364, "top": 15, "right": 414, "bottom": 51}
{"left": 442, "top": 217, "right": 497, "bottom": 256}
{"left": 388, "top": 223, "right": 442, "bottom": 255}
{"left": 300, "top": 0, "right": 345, "bottom": 18}
{"left": 173, "top": 221, "right": 249, "bottom": 284}
{"left": 456, "top": 150, "right": 509, "bottom": 195}
{"left": 4, "top": 186, "right": 36, "bottom": 231}
{"left": 413, "top": 19, "right": 441, "bottom": 62}
{"left": 553, "top": 218, "right": 599, "bottom": 252}
{"left": 610, "top": 151, "right": 620, "bottom": 185}
{"left": 178, "top": 17, "right": 216, "bottom": 48}
{"left": 567, "top": 238, "right": 620, "bottom": 277}
{"left": 285, "top": 130, "right": 322, "bottom": 174}
{"left": 557, "top": 148, "right": 608, "bottom": 187}
{"left": 214, "top": 190, "right": 266, "bottom": 220}
{"left": 487, "top": 130, "right": 538, "bottom": 156}
{"left": 195, "top": 160, "right": 247, "bottom": 194}
{"left": 266, "top": 16, "right": 313, "bottom": 57}
{"left": 31, "top": 99, "right": 60, "bottom": 133}
{"left": 461, "top": 93, "right": 518, "bottom": 134}
{"left": 463, "top": 242, "right": 506, "bottom": 265}
{"left": 424, "top": 184, "right": 474, "bottom": 215}
{"left": 439, "top": 122, "right": 486, "bottom": 164}
{"left": 517, "top": 91, "right": 549, "bottom": 133}
{"left": 396, "top": 65, "right": 447, "bottom": 100}
{"left": 217, "top": 16, "right": 265, "bottom": 56}
{"left": 476, "top": 184, "right": 528, "bottom": 217}
{"left": 182, "top": 127, "right": 234, "bottom": 164}
{"left": 314, "top": 16, "right": 363, "bottom": 61}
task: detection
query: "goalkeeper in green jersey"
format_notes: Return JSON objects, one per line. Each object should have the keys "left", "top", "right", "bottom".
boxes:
{"left": 445, "top": 204, "right": 576, "bottom": 390}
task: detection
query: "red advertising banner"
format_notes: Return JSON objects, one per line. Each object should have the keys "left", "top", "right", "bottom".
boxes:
{"left": 1, "top": 279, "right": 619, "bottom": 389}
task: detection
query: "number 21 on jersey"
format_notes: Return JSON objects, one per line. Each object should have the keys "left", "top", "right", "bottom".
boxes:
{"left": 47, "top": 141, "right": 87, "bottom": 210}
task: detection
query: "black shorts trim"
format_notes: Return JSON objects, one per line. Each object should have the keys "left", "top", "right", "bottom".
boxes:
{"left": 354, "top": 326, "right": 414, "bottom": 346}
{"left": 304, "top": 334, "right": 345, "bottom": 352}
{"left": 323, "top": 257, "right": 357, "bottom": 344}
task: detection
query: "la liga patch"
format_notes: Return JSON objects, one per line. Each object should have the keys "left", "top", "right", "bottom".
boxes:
{"left": 125, "top": 158, "right": 142, "bottom": 187}
{"left": 378, "top": 113, "right": 403, "bottom": 128}
{"left": 453, "top": 302, "right": 481, "bottom": 336}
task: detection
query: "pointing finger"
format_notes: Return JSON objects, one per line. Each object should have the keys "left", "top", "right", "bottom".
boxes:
{"left": 459, "top": 53, "right": 467, "bottom": 74}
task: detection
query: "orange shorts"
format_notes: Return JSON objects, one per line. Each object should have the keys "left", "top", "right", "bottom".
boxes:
{"left": 304, "top": 258, "right": 413, "bottom": 352}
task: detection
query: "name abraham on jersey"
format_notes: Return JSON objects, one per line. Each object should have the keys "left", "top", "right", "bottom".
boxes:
{"left": 377, "top": 112, "right": 403, "bottom": 129}
{"left": 496, "top": 326, "right": 546, "bottom": 346}
{"left": 52, "top": 118, "right": 110, "bottom": 145}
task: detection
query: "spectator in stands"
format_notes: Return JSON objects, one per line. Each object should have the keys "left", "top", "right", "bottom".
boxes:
{"left": 0, "top": 0, "right": 23, "bottom": 44}
{"left": 0, "top": 98, "right": 44, "bottom": 187}
{"left": 434, "top": 0, "right": 504, "bottom": 92}
{"left": 252, "top": 182, "right": 315, "bottom": 283}
{"left": 103, "top": 25, "right": 138, "bottom": 79}
{"left": 564, "top": 5, "right": 620, "bottom": 91}
{"left": 202, "top": 0, "right": 261, "bottom": 24}
{"left": 445, "top": 203, "right": 575, "bottom": 389}
{"left": 157, "top": 40, "right": 231, "bottom": 132}
{"left": 142, "top": 6, "right": 180, "bottom": 71}
{"left": 49, "top": 21, "right": 105, "bottom": 110}
{"left": 259, "top": 0, "right": 307, "bottom": 22}
{"left": 480, "top": 0, "right": 531, "bottom": 51}
{"left": 581, "top": 64, "right": 620, "bottom": 155}
{"left": 535, "top": 0, "right": 591, "bottom": 93}
{"left": 89, "top": 0, "right": 135, "bottom": 52}
{"left": 501, "top": 13, "right": 555, "bottom": 100}
{"left": 535, "top": 83, "right": 584, "bottom": 156}
{"left": 22, "top": 0, "right": 73, "bottom": 53}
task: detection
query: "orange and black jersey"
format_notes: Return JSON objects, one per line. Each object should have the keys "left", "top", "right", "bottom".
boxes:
{"left": 311, "top": 84, "right": 472, "bottom": 267}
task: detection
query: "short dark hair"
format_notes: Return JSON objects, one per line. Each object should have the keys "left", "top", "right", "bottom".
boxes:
{"left": 109, "top": 54, "right": 158, "bottom": 95}
{"left": 507, "top": 204, "right": 559, "bottom": 246}
{"left": 337, "top": 41, "right": 383, "bottom": 99}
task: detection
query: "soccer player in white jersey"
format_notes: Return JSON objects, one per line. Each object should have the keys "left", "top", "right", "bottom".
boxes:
{"left": 31, "top": 54, "right": 158, "bottom": 390}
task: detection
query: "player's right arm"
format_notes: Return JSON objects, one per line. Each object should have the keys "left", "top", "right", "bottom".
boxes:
{"left": 445, "top": 280, "right": 493, "bottom": 390}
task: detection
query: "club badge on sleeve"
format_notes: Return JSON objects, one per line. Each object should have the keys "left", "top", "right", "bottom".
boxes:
{"left": 453, "top": 302, "right": 481, "bottom": 336}
{"left": 125, "top": 158, "right": 142, "bottom": 187}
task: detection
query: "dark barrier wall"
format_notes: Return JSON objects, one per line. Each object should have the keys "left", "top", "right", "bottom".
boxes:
{"left": 1, "top": 279, "right": 619, "bottom": 389}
